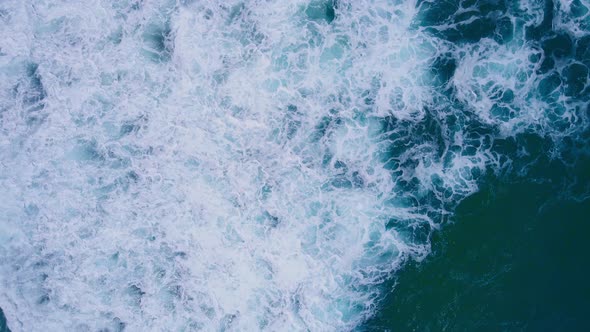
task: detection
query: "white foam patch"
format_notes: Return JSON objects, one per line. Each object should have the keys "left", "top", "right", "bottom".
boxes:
{"left": 0, "top": 1, "right": 439, "bottom": 330}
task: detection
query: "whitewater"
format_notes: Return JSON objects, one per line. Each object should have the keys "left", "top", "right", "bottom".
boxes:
{"left": 0, "top": 0, "right": 588, "bottom": 331}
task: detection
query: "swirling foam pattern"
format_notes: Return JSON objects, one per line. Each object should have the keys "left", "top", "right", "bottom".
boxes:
{"left": 0, "top": 0, "right": 588, "bottom": 331}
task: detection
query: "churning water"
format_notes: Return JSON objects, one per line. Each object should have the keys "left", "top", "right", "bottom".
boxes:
{"left": 0, "top": 0, "right": 588, "bottom": 331}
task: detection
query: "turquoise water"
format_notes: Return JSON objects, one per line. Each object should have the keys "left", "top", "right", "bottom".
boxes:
{"left": 1, "top": 0, "right": 589, "bottom": 331}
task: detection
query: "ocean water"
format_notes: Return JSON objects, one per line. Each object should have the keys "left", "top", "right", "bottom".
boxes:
{"left": 363, "top": 153, "right": 590, "bottom": 331}
{"left": 0, "top": 0, "right": 588, "bottom": 331}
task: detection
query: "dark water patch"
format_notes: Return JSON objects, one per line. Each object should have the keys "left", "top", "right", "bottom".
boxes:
{"left": 494, "top": 16, "right": 514, "bottom": 44}
{"left": 576, "top": 36, "right": 590, "bottom": 66}
{"left": 111, "top": 317, "right": 126, "bottom": 332}
{"left": 226, "top": 3, "right": 247, "bottom": 24}
{"left": 562, "top": 63, "right": 588, "bottom": 97}
{"left": 571, "top": 0, "right": 589, "bottom": 17}
{"left": 362, "top": 151, "right": 590, "bottom": 331}
{"left": 120, "top": 122, "right": 139, "bottom": 137}
{"left": 37, "top": 294, "right": 50, "bottom": 305}
{"left": 539, "top": 53, "right": 556, "bottom": 75}
{"left": 376, "top": 111, "right": 445, "bottom": 166}
{"left": 108, "top": 27, "right": 123, "bottom": 45}
{"left": 260, "top": 211, "right": 280, "bottom": 228}
{"left": 70, "top": 139, "right": 135, "bottom": 174}
{"left": 416, "top": 0, "right": 509, "bottom": 44}
{"left": 23, "top": 63, "right": 46, "bottom": 109}
{"left": 538, "top": 72, "right": 562, "bottom": 96}
{"left": 324, "top": 170, "right": 364, "bottom": 190}
{"left": 310, "top": 114, "right": 342, "bottom": 143}
{"left": 543, "top": 33, "right": 574, "bottom": 59}
{"left": 392, "top": 219, "right": 433, "bottom": 248}
{"left": 0, "top": 308, "right": 9, "bottom": 332}
{"left": 305, "top": 0, "right": 337, "bottom": 24}
{"left": 416, "top": 0, "right": 461, "bottom": 26}
{"left": 71, "top": 139, "right": 106, "bottom": 163}
{"left": 525, "top": 0, "right": 554, "bottom": 42}
{"left": 126, "top": 284, "right": 145, "bottom": 307}
{"left": 119, "top": 115, "right": 148, "bottom": 138}
{"left": 284, "top": 104, "right": 302, "bottom": 140}
{"left": 428, "top": 53, "right": 457, "bottom": 90}
{"left": 142, "top": 22, "right": 174, "bottom": 63}
{"left": 12, "top": 62, "right": 47, "bottom": 126}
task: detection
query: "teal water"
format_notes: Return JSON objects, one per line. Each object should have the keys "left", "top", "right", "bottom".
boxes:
{"left": 363, "top": 149, "right": 590, "bottom": 331}
{"left": 359, "top": 1, "right": 590, "bottom": 329}
{"left": 0, "top": 309, "right": 7, "bottom": 332}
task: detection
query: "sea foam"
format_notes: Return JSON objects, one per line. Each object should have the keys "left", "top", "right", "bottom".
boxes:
{"left": 0, "top": 1, "right": 588, "bottom": 331}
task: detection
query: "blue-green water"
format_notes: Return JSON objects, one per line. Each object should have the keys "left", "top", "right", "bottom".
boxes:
{"left": 1, "top": 0, "right": 589, "bottom": 330}
{"left": 363, "top": 150, "right": 590, "bottom": 331}
{"left": 0, "top": 310, "right": 7, "bottom": 332}
{"left": 359, "top": 1, "right": 590, "bottom": 329}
